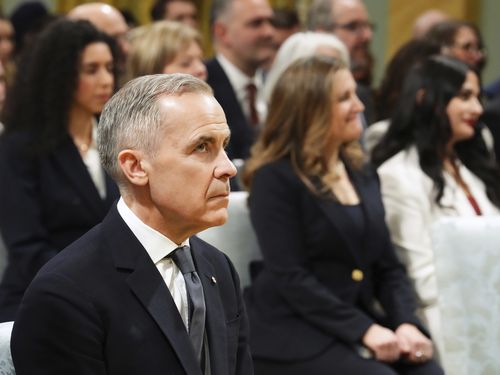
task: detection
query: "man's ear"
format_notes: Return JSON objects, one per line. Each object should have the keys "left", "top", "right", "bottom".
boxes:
{"left": 118, "top": 149, "right": 149, "bottom": 187}
{"left": 213, "top": 20, "right": 228, "bottom": 44}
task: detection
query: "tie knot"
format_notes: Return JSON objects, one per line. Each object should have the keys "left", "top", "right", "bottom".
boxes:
{"left": 246, "top": 82, "right": 257, "bottom": 94}
{"left": 170, "top": 246, "right": 196, "bottom": 274}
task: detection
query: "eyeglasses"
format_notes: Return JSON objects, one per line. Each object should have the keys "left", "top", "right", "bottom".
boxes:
{"left": 451, "top": 42, "right": 486, "bottom": 56}
{"left": 332, "top": 21, "right": 375, "bottom": 34}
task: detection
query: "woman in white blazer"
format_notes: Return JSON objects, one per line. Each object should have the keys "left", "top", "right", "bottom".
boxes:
{"left": 371, "top": 56, "right": 500, "bottom": 358}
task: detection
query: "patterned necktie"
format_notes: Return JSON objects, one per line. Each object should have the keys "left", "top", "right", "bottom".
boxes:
{"left": 246, "top": 82, "right": 260, "bottom": 126}
{"left": 170, "top": 246, "right": 206, "bottom": 363}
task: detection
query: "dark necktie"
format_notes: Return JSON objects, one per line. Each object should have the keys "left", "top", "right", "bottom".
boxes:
{"left": 246, "top": 82, "right": 260, "bottom": 126}
{"left": 170, "top": 246, "right": 206, "bottom": 363}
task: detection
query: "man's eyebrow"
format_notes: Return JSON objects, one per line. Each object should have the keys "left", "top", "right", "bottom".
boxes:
{"left": 188, "top": 128, "right": 231, "bottom": 145}
{"left": 191, "top": 135, "right": 216, "bottom": 144}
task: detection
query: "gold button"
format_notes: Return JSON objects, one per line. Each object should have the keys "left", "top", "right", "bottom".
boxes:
{"left": 352, "top": 269, "right": 364, "bottom": 282}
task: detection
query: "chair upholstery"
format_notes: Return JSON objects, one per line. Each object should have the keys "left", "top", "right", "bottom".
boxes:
{"left": 0, "top": 321, "right": 14, "bottom": 375}
{"left": 197, "top": 191, "right": 261, "bottom": 288}
{"left": 430, "top": 216, "right": 500, "bottom": 375}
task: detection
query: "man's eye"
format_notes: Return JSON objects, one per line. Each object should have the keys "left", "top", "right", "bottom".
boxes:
{"left": 195, "top": 143, "right": 208, "bottom": 152}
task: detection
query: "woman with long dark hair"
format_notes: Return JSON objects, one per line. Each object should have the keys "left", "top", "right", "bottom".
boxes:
{"left": 0, "top": 19, "right": 120, "bottom": 321}
{"left": 372, "top": 55, "right": 500, "bottom": 357}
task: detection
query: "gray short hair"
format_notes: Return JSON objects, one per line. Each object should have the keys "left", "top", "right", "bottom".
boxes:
{"left": 211, "top": 0, "right": 234, "bottom": 24}
{"left": 97, "top": 74, "right": 213, "bottom": 188}
{"left": 307, "top": 0, "right": 335, "bottom": 31}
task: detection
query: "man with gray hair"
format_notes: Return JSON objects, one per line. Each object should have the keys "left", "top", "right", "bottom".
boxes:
{"left": 11, "top": 74, "right": 253, "bottom": 375}
{"left": 308, "top": 0, "right": 373, "bottom": 85}
{"left": 308, "top": 0, "right": 375, "bottom": 124}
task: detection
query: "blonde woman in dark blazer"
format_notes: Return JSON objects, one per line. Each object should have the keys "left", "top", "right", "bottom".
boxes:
{"left": 242, "top": 56, "right": 443, "bottom": 375}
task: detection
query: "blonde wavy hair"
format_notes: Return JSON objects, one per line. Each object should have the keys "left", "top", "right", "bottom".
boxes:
{"left": 243, "top": 55, "right": 364, "bottom": 194}
{"left": 125, "top": 21, "right": 202, "bottom": 82}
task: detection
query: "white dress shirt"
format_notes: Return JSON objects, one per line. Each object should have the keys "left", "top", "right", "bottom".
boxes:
{"left": 216, "top": 53, "right": 267, "bottom": 125}
{"left": 116, "top": 198, "right": 190, "bottom": 329}
{"left": 81, "top": 121, "right": 106, "bottom": 199}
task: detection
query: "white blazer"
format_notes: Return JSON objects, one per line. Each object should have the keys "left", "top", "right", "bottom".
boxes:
{"left": 377, "top": 146, "right": 499, "bottom": 356}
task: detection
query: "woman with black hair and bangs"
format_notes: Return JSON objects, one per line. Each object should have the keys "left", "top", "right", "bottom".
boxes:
{"left": 372, "top": 55, "right": 500, "bottom": 359}
{"left": 0, "top": 19, "right": 120, "bottom": 321}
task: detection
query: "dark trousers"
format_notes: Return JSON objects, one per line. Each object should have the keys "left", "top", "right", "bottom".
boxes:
{"left": 254, "top": 343, "right": 444, "bottom": 375}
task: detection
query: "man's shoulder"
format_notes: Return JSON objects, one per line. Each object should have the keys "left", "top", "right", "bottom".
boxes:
{"left": 38, "top": 223, "right": 107, "bottom": 278}
{"left": 205, "top": 57, "right": 221, "bottom": 70}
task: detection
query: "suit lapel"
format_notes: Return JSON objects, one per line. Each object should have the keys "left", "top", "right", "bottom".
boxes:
{"left": 126, "top": 257, "right": 203, "bottom": 375}
{"left": 314, "top": 194, "right": 363, "bottom": 265}
{"left": 104, "top": 208, "right": 203, "bottom": 375}
{"left": 52, "top": 137, "right": 107, "bottom": 218}
{"left": 349, "top": 168, "right": 382, "bottom": 249}
{"left": 190, "top": 238, "right": 228, "bottom": 375}
{"left": 206, "top": 59, "right": 245, "bottom": 121}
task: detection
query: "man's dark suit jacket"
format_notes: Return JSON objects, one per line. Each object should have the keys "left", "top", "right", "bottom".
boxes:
{"left": 205, "top": 58, "right": 257, "bottom": 161}
{"left": 0, "top": 132, "right": 118, "bottom": 321}
{"left": 11, "top": 205, "right": 253, "bottom": 375}
{"left": 245, "top": 159, "right": 424, "bottom": 362}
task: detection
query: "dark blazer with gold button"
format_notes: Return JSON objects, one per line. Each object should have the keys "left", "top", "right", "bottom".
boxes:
{"left": 0, "top": 132, "right": 119, "bottom": 321}
{"left": 11, "top": 205, "right": 253, "bottom": 375}
{"left": 245, "top": 158, "right": 423, "bottom": 361}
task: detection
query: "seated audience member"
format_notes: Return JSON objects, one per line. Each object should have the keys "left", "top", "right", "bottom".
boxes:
{"left": 363, "top": 39, "right": 439, "bottom": 153}
{"left": 425, "top": 19, "right": 486, "bottom": 75}
{"left": 125, "top": 20, "right": 206, "bottom": 82}
{"left": 11, "top": 73, "right": 252, "bottom": 375}
{"left": 307, "top": 0, "right": 376, "bottom": 125}
{"left": 260, "top": 7, "right": 301, "bottom": 76}
{"left": 150, "top": 0, "right": 198, "bottom": 29}
{"left": 242, "top": 56, "right": 443, "bottom": 375}
{"left": 263, "top": 31, "right": 349, "bottom": 101}
{"left": 0, "top": 19, "right": 119, "bottom": 321}
{"left": 411, "top": 9, "right": 449, "bottom": 40}
{"left": 9, "top": 1, "right": 54, "bottom": 59}
{"left": 372, "top": 56, "right": 500, "bottom": 358}
{"left": 68, "top": 3, "right": 130, "bottom": 83}
{"left": 206, "top": 0, "right": 275, "bottom": 161}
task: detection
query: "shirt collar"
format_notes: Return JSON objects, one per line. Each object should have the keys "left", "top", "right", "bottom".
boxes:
{"left": 217, "top": 53, "right": 259, "bottom": 93}
{"left": 116, "top": 198, "right": 189, "bottom": 264}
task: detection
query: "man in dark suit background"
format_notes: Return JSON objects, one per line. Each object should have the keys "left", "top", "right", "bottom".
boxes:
{"left": 206, "top": 0, "right": 275, "bottom": 161}
{"left": 11, "top": 74, "right": 252, "bottom": 375}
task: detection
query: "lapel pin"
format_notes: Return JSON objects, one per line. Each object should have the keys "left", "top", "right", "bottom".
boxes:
{"left": 211, "top": 276, "right": 217, "bottom": 284}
